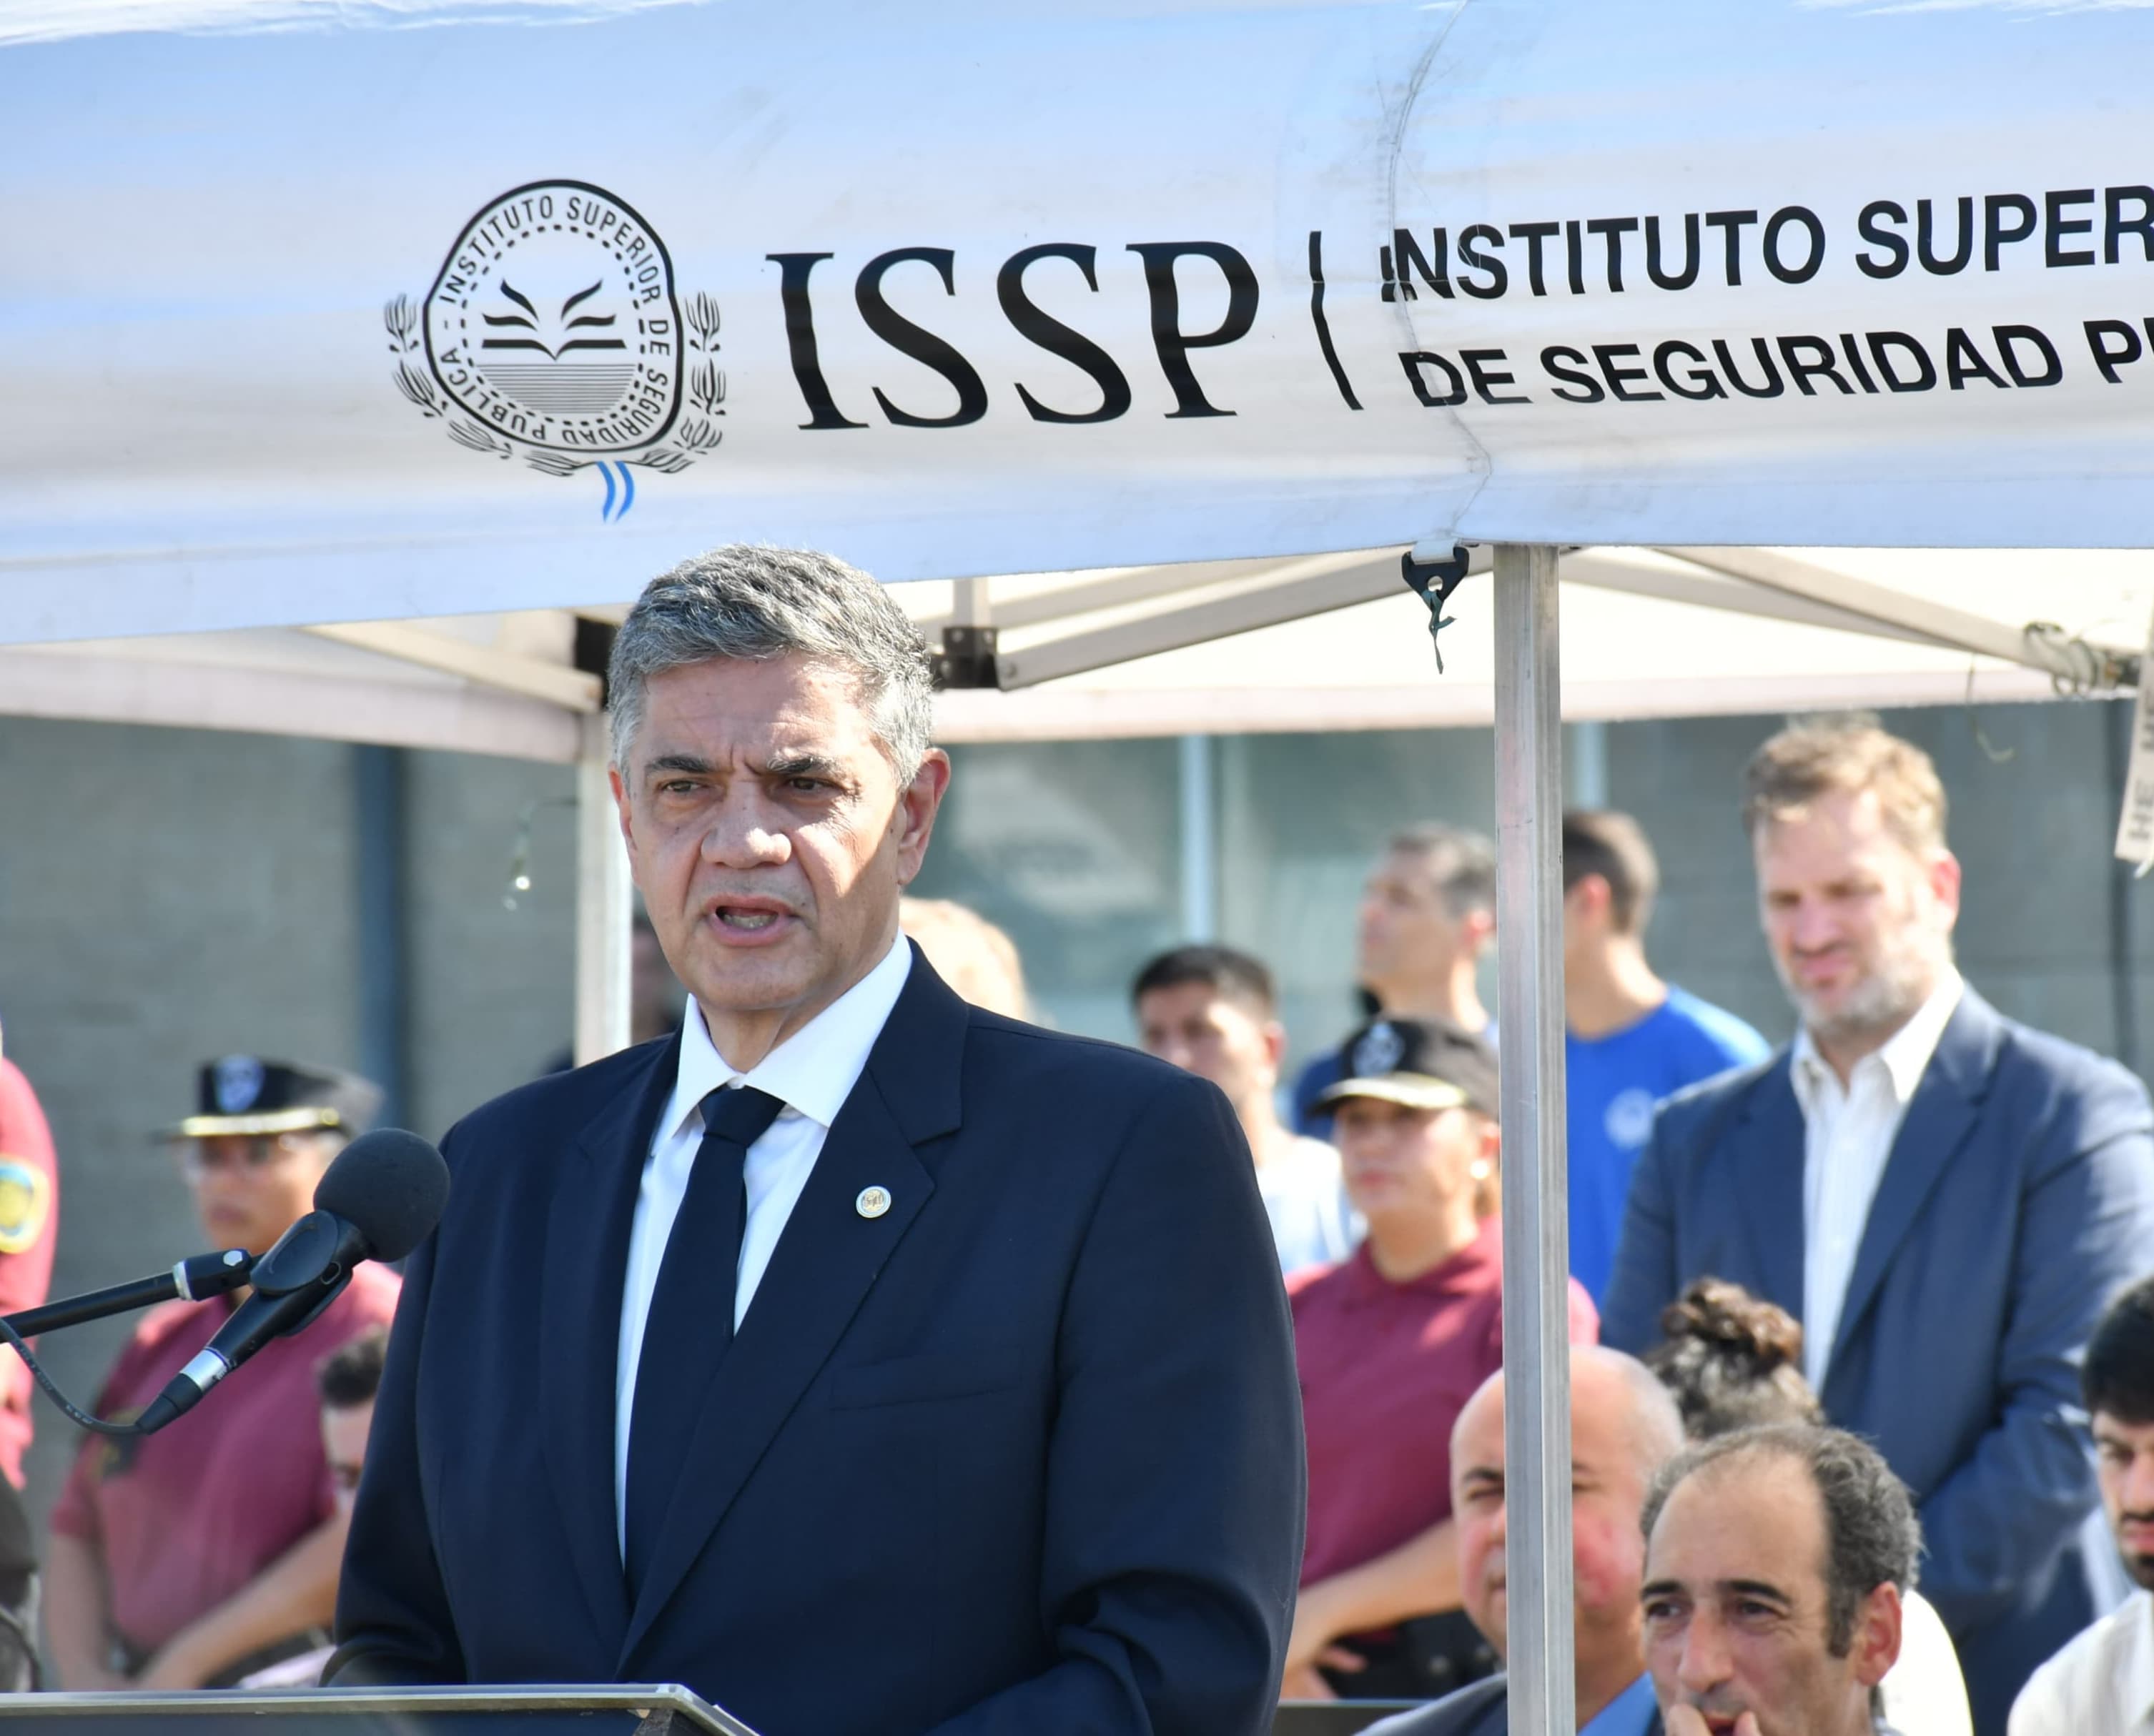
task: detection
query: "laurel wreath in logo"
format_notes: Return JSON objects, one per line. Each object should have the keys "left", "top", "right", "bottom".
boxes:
{"left": 383, "top": 291, "right": 725, "bottom": 478}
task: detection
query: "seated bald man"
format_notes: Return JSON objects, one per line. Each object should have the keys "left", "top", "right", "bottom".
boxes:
{"left": 1368, "top": 1347, "right": 1689, "bottom": 1736}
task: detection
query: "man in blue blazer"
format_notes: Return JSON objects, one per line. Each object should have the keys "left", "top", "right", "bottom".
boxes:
{"left": 1602, "top": 719, "right": 2154, "bottom": 1736}
{"left": 330, "top": 547, "right": 1305, "bottom": 1736}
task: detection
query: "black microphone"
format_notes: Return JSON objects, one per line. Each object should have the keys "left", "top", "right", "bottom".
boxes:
{"left": 134, "top": 1129, "right": 449, "bottom": 1435}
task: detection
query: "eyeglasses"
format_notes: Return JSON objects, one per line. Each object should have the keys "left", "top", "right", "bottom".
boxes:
{"left": 175, "top": 1134, "right": 318, "bottom": 1181}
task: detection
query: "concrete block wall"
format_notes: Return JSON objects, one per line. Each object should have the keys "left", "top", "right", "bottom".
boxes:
{"left": 0, "top": 720, "right": 370, "bottom": 1532}
{"left": 0, "top": 718, "right": 576, "bottom": 1542}
{"left": 400, "top": 750, "right": 578, "bottom": 1137}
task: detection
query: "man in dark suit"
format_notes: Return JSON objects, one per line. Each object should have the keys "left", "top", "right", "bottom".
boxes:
{"left": 331, "top": 547, "right": 1305, "bottom": 1736}
{"left": 1603, "top": 718, "right": 2154, "bottom": 1736}
{"left": 1365, "top": 1348, "right": 1685, "bottom": 1736}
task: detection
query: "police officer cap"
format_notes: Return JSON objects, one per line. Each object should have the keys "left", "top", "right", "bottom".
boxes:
{"left": 170, "top": 1056, "right": 383, "bottom": 1141}
{"left": 1316, "top": 1017, "right": 1500, "bottom": 1118}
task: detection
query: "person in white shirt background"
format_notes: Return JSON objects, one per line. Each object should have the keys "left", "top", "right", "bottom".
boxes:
{"left": 1133, "top": 943, "right": 1358, "bottom": 1274}
{"left": 2011, "top": 1275, "right": 2154, "bottom": 1736}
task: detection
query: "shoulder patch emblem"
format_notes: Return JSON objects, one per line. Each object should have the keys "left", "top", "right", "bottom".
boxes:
{"left": 0, "top": 1156, "right": 50, "bottom": 1256}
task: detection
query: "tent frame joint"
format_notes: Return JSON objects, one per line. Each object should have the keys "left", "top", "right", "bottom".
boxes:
{"left": 933, "top": 624, "right": 1004, "bottom": 690}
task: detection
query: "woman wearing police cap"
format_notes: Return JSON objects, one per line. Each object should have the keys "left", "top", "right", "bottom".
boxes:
{"left": 1283, "top": 1017, "right": 1599, "bottom": 1704}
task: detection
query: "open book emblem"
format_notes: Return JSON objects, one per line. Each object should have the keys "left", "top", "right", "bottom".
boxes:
{"left": 385, "top": 180, "right": 723, "bottom": 517}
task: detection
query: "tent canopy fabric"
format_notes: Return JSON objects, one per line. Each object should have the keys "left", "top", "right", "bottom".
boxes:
{"left": 0, "top": 611, "right": 596, "bottom": 760}
{"left": 8, "top": 0, "right": 2154, "bottom": 650}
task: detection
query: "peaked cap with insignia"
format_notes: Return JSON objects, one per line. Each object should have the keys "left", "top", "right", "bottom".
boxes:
{"left": 1317, "top": 1016, "right": 1500, "bottom": 1117}
{"left": 169, "top": 1056, "right": 382, "bottom": 1140}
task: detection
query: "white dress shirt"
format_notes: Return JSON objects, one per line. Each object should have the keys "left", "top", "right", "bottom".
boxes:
{"left": 2008, "top": 1587, "right": 2154, "bottom": 1736}
{"left": 613, "top": 935, "right": 912, "bottom": 1551}
{"left": 1789, "top": 970, "right": 1962, "bottom": 1389}
{"left": 1258, "top": 1134, "right": 1361, "bottom": 1276}
{"left": 1881, "top": 1587, "right": 1975, "bottom": 1736}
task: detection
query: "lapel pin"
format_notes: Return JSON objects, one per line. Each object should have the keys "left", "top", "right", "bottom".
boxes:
{"left": 855, "top": 1185, "right": 891, "bottom": 1220}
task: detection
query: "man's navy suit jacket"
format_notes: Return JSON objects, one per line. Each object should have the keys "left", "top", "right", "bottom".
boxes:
{"left": 1601, "top": 985, "right": 2154, "bottom": 1736}
{"left": 331, "top": 950, "right": 1307, "bottom": 1736}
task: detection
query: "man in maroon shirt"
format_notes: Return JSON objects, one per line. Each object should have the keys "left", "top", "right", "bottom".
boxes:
{"left": 1285, "top": 1017, "right": 1598, "bottom": 1702}
{"left": 46, "top": 1058, "right": 400, "bottom": 1690}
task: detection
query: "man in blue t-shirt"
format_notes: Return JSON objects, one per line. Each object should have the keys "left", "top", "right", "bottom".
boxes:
{"left": 1563, "top": 810, "right": 1769, "bottom": 1304}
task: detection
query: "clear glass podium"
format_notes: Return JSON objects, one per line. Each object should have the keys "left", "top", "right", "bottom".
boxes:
{"left": 0, "top": 1686, "right": 758, "bottom": 1735}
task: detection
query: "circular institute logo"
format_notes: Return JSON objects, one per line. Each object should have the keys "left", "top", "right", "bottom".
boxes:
{"left": 386, "top": 180, "right": 723, "bottom": 517}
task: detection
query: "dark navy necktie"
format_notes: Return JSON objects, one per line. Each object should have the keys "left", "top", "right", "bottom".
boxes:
{"left": 623, "top": 1083, "right": 786, "bottom": 1600}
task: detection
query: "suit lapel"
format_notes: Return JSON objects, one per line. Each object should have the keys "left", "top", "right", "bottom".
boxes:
{"left": 1730, "top": 1058, "right": 1807, "bottom": 1321}
{"left": 538, "top": 1034, "right": 679, "bottom": 1656}
{"left": 1824, "top": 988, "right": 2000, "bottom": 1385}
{"left": 618, "top": 951, "right": 968, "bottom": 1665}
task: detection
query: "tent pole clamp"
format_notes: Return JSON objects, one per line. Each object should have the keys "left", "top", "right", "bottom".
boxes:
{"left": 2024, "top": 621, "right": 2140, "bottom": 696}
{"left": 1400, "top": 544, "right": 1473, "bottom": 674}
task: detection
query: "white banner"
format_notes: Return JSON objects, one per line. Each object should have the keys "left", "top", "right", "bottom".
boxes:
{"left": 5, "top": 0, "right": 2154, "bottom": 642}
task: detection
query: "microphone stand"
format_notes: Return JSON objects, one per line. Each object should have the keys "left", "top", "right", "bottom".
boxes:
{"left": 0, "top": 1249, "right": 255, "bottom": 1339}
{"left": 0, "top": 1249, "right": 257, "bottom": 1439}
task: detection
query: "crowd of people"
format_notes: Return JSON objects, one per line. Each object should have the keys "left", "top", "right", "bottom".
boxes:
{"left": 1121, "top": 717, "right": 2154, "bottom": 1736}
{"left": 0, "top": 706, "right": 2150, "bottom": 1736}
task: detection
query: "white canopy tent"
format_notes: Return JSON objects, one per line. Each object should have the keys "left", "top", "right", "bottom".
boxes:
{"left": 7, "top": 545, "right": 2140, "bottom": 753}
{"left": 10, "top": 0, "right": 2154, "bottom": 1728}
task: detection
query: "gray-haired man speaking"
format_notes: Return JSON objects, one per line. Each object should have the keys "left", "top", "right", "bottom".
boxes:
{"left": 331, "top": 547, "right": 1305, "bottom": 1736}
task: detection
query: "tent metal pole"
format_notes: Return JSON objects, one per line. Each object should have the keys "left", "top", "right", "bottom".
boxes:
{"left": 353, "top": 743, "right": 412, "bottom": 1128}
{"left": 573, "top": 712, "right": 633, "bottom": 1066}
{"left": 1493, "top": 543, "right": 1576, "bottom": 1736}
{"left": 1178, "top": 733, "right": 1218, "bottom": 941}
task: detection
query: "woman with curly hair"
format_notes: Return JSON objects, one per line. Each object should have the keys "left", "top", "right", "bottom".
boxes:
{"left": 1644, "top": 1276, "right": 1823, "bottom": 1437}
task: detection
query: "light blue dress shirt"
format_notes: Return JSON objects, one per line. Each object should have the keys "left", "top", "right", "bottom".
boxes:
{"left": 1580, "top": 1673, "right": 1659, "bottom": 1736}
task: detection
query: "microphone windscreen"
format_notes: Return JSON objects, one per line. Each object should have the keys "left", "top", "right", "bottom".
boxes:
{"left": 315, "top": 1129, "right": 451, "bottom": 1262}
